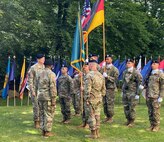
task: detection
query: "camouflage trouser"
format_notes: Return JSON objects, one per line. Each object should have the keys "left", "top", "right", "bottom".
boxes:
{"left": 59, "top": 97, "right": 71, "bottom": 121}
{"left": 72, "top": 93, "right": 81, "bottom": 114}
{"left": 82, "top": 101, "right": 88, "bottom": 124}
{"left": 122, "top": 93, "right": 138, "bottom": 121}
{"left": 85, "top": 101, "right": 101, "bottom": 130}
{"left": 146, "top": 98, "right": 160, "bottom": 127}
{"left": 31, "top": 94, "right": 39, "bottom": 121}
{"left": 103, "top": 88, "right": 115, "bottom": 118}
{"left": 38, "top": 100, "right": 55, "bottom": 131}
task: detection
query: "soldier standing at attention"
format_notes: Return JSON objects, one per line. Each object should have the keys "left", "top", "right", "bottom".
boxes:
{"left": 145, "top": 60, "right": 164, "bottom": 132}
{"left": 122, "top": 59, "right": 142, "bottom": 127}
{"left": 28, "top": 54, "right": 45, "bottom": 128}
{"left": 37, "top": 59, "right": 57, "bottom": 137}
{"left": 58, "top": 65, "right": 74, "bottom": 124}
{"left": 101, "top": 55, "right": 119, "bottom": 123}
{"left": 84, "top": 60, "right": 106, "bottom": 139}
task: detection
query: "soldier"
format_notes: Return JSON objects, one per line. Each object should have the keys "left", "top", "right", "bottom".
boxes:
{"left": 122, "top": 59, "right": 142, "bottom": 127}
{"left": 28, "top": 53, "right": 45, "bottom": 128}
{"left": 89, "top": 54, "right": 101, "bottom": 71}
{"left": 58, "top": 65, "right": 74, "bottom": 124}
{"left": 72, "top": 71, "right": 81, "bottom": 116}
{"left": 101, "top": 55, "right": 119, "bottom": 123}
{"left": 84, "top": 60, "right": 106, "bottom": 139}
{"left": 37, "top": 59, "right": 57, "bottom": 137}
{"left": 145, "top": 60, "right": 164, "bottom": 132}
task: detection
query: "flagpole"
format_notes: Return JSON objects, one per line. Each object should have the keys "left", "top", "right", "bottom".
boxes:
{"left": 103, "top": 22, "right": 106, "bottom": 61}
{"left": 86, "top": 34, "right": 89, "bottom": 60}
{"left": 13, "top": 56, "right": 16, "bottom": 106}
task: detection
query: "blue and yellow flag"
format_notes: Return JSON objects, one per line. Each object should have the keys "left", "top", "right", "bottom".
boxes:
{"left": 2, "top": 56, "right": 11, "bottom": 99}
{"left": 71, "top": 12, "right": 85, "bottom": 72}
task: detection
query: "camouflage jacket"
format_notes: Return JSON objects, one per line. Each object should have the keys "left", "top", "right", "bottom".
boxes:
{"left": 37, "top": 68, "right": 57, "bottom": 101}
{"left": 73, "top": 75, "right": 81, "bottom": 94}
{"left": 28, "top": 63, "right": 45, "bottom": 96}
{"left": 147, "top": 70, "right": 164, "bottom": 99}
{"left": 84, "top": 71, "right": 106, "bottom": 103}
{"left": 101, "top": 65, "right": 119, "bottom": 89}
{"left": 122, "top": 68, "right": 142, "bottom": 94}
{"left": 58, "top": 74, "right": 74, "bottom": 98}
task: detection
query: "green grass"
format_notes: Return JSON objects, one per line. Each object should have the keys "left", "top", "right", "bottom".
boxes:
{"left": 0, "top": 95, "right": 164, "bottom": 142}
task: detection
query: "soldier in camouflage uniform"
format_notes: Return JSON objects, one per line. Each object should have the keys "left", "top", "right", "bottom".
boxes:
{"left": 37, "top": 59, "right": 57, "bottom": 137}
{"left": 145, "top": 60, "right": 164, "bottom": 132}
{"left": 101, "top": 55, "right": 119, "bottom": 123}
{"left": 58, "top": 65, "right": 74, "bottom": 124}
{"left": 72, "top": 71, "right": 81, "bottom": 116}
{"left": 84, "top": 60, "right": 106, "bottom": 139}
{"left": 122, "top": 59, "right": 142, "bottom": 127}
{"left": 28, "top": 54, "right": 45, "bottom": 128}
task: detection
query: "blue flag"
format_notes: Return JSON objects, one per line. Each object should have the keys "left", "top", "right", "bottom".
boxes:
{"left": 53, "top": 58, "right": 61, "bottom": 75}
{"left": 9, "top": 59, "right": 16, "bottom": 81}
{"left": 2, "top": 57, "right": 11, "bottom": 99}
{"left": 113, "top": 59, "right": 120, "bottom": 69}
{"left": 71, "top": 13, "right": 85, "bottom": 72}
{"left": 141, "top": 60, "right": 152, "bottom": 83}
{"left": 118, "top": 60, "right": 126, "bottom": 80}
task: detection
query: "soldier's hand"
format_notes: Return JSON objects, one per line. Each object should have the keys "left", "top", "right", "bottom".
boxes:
{"left": 32, "top": 93, "right": 36, "bottom": 96}
{"left": 51, "top": 100, "right": 56, "bottom": 106}
{"left": 80, "top": 86, "right": 84, "bottom": 91}
{"left": 79, "top": 72, "right": 83, "bottom": 77}
{"left": 103, "top": 72, "right": 108, "bottom": 78}
{"left": 139, "top": 85, "right": 144, "bottom": 90}
{"left": 158, "top": 97, "right": 163, "bottom": 103}
{"left": 135, "top": 95, "right": 139, "bottom": 100}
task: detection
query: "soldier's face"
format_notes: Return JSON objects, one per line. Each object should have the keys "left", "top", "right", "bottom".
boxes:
{"left": 38, "top": 57, "right": 45, "bottom": 64}
{"left": 126, "top": 62, "right": 134, "bottom": 68}
{"left": 83, "top": 65, "right": 89, "bottom": 72}
{"left": 61, "top": 67, "right": 68, "bottom": 74}
{"left": 105, "top": 57, "right": 112, "bottom": 64}
{"left": 151, "top": 63, "right": 159, "bottom": 70}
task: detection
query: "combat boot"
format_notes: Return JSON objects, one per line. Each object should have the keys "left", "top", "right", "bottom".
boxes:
{"left": 152, "top": 126, "right": 160, "bottom": 132}
{"left": 85, "top": 130, "right": 97, "bottom": 139}
{"left": 63, "top": 119, "right": 70, "bottom": 124}
{"left": 96, "top": 129, "right": 100, "bottom": 138}
{"left": 124, "top": 120, "right": 130, "bottom": 126}
{"left": 34, "top": 121, "right": 40, "bottom": 129}
{"left": 44, "top": 131, "right": 55, "bottom": 137}
{"left": 42, "top": 130, "right": 45, "bottom": 136}
{"left": 127, "top": 119, "right": 134, "bottom": 127}
{"left": 146, "top": 125, "right": 153, "bottom": 131}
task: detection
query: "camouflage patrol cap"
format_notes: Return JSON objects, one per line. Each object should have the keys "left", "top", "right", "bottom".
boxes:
{"left": 126, "top": 58, "right": 134, "bottom": 63}
{"left": 36, "top": 53, "right": 45, "bottom": 59}
{"left": 152, "top": 60, "right": 159, "bottom": 64}
{"left": 89, "top": 59, "right": 98, "bottom": 64}
{"left": 44, "top": 59, "right": 53, "bottom": 66}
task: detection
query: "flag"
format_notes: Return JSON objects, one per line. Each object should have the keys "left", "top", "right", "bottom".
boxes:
{"left": 118, "top": 60, "right": 126, "bottom": 80}
{"left": 2, "top": 57, "right": 11, "bottom": 99}
{"left": 53, "top": 58, "right": 61, "bottom": 75}
{"left": 159, "top": 60, "right": 164, "bottom": 72}
{"left": 141, "top": 60, "right": 152, "bottom": 84}
{"left": 71, "top": 13, "right": 85, "bottom": 72}
{"left": 83, "top": 0, "right": 104, "bottom": 42}
{"left": 137, "top": 58, "right": 142, "bottom": 72}
{"left": 81, "top": 0, "right": 91, "bottom": 29}
{"left": 19, "top": 57, "right": 26, "bottom": 92}
{"left": 113, "top": 59, "right": 120, "bottom": 69}
{"left": 19, "top": 59, "right": 32, "bottom": 99}
{"left": 68, "top": 66, "right": 74, "bottom": 77}
{"left": 9, "top": 59, "right": 16, "bottom": 81}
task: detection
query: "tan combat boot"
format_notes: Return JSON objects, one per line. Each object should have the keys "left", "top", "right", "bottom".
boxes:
{"left": 44, "top": 131, "right": 55, "bottom": 138}
{"left": 96, "top": 129, "right": 100, "bottom": 138}
{"left": 146, "top": 125, "right": 153, "bottom": 131}
{"left": 127, "top": 119, "right": 134, "bottom": 127}
{"left": 34, "top": 121, "right": 40, "bottom": 129}
{"left": 63, "top": 119, "right": 70, "bottom": 124}
{"left": 152, "top": 126, "right": 160, "bottom": 132}
{"left": 85, "top": 130, "right": 97, "bottom": 139}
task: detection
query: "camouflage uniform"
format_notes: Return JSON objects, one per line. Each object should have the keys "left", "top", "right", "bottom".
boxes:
{"left": 72, "top": 75, "right": 81, "bottom": 115}
{"left": 84, "top": 71, "right": 106, "bottom": 130}
{"left": 146, "top": 70, "right": 164, "bottom": 130}
{"left": 122, "top": 68, "right": 142, "bottom": 123}
{"left": 101, "top": 65, "right": 119, "bottom": 119}
{"left": 28, "top": 63, "right": 44, "bottom": 122}
{"left": 37, "top": 68, "right": 57, "bottom": 132}
{"left": 58, "top": 74, "right": 74, "bottom": 121}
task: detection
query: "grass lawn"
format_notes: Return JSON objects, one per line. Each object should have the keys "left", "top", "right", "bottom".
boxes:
{"left": 0, "top": 95, "right": 164, "bottom": 142}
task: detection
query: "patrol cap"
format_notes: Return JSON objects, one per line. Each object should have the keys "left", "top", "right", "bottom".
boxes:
{"left": 44, "top": 59, "right": 53, "bottom": 66}
{"left": 61, "top": 64, "right": 68, "bottom": 68}
{"left": 126, "top": 58, "right": 134, "bottom": 63}
{"left": 152, "top": 60, "right": 159, "bottom": 64}
{"left": 36, "top": 53, "right": 45, "bottom": 59}
{"left": 105, "top": 54, "right": 113, "bottom": 59}
{"left": 89, "top": 59, "right": 98, "bottom": 64}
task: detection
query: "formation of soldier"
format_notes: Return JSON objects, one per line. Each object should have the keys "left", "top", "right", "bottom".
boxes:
{"left": 27, "top": 53, "right": 164, "bottom": 138}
